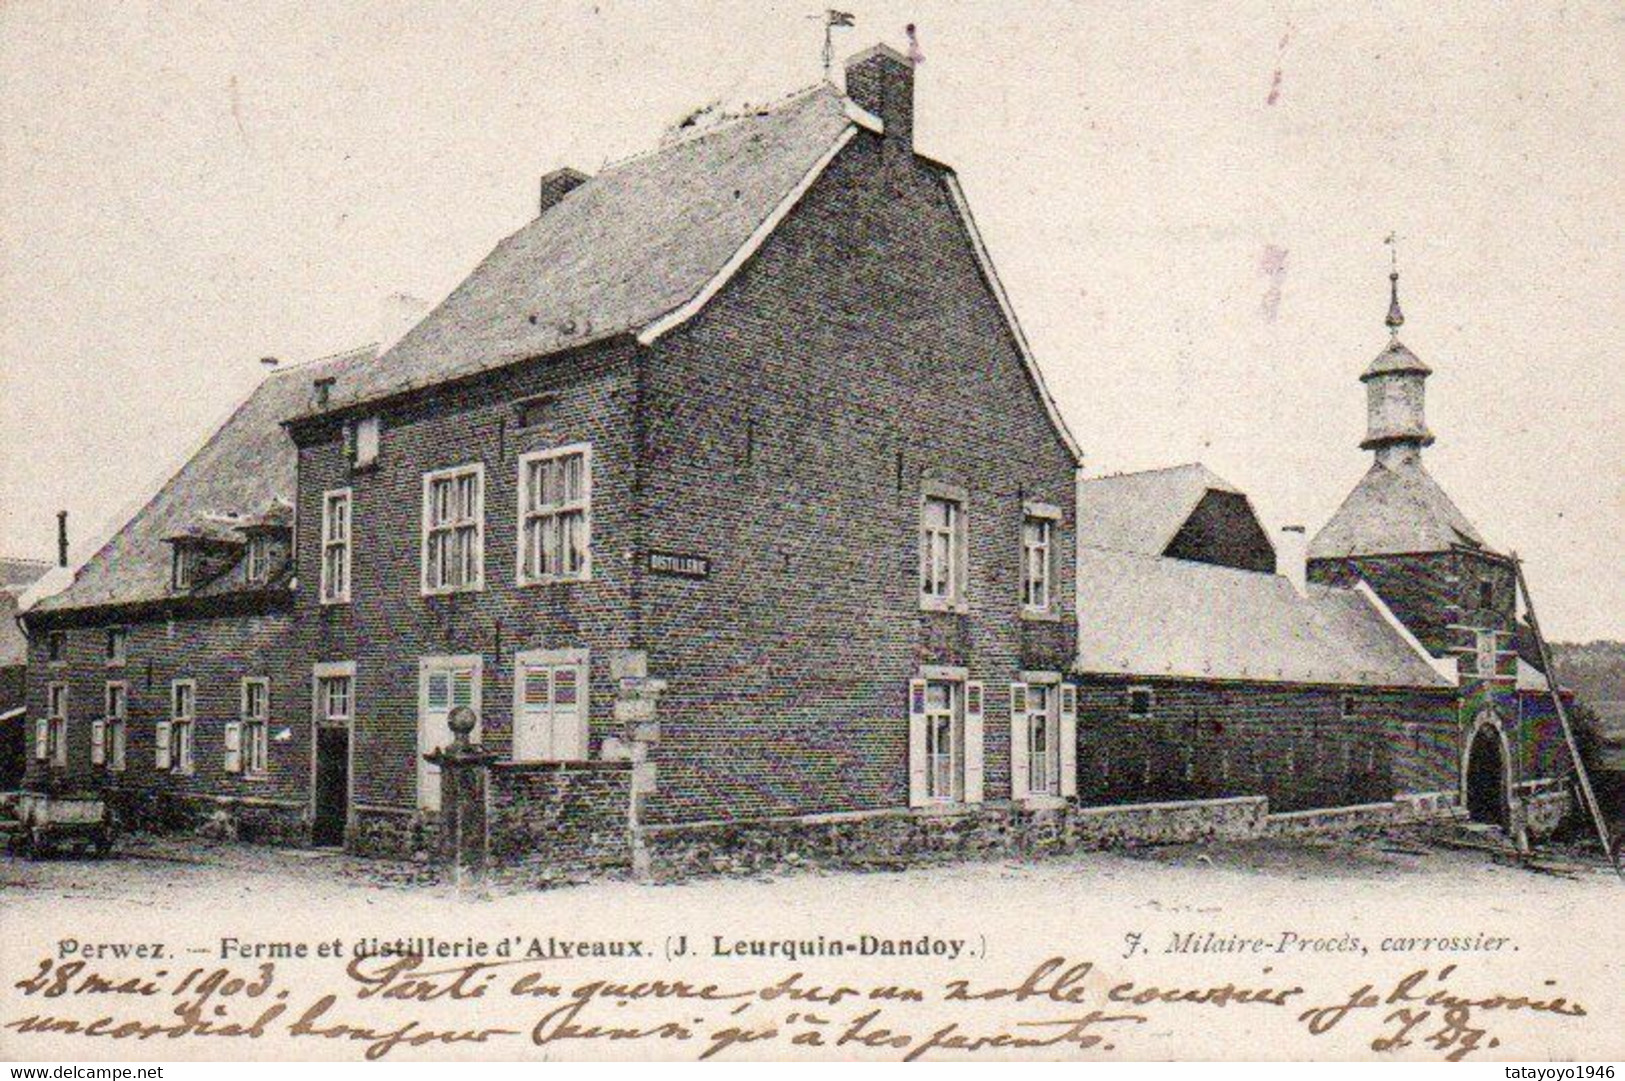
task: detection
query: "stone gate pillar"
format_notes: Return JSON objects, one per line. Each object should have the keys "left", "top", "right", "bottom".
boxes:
{"left": 424, "top": 705, "right": 500, "bottom": 896}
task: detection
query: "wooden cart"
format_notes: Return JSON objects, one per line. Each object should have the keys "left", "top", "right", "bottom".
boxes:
{"left": 10, "top": 790, "right": 118, "bottom": 858}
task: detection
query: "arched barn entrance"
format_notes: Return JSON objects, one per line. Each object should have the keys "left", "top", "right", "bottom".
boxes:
{"left": 1465, "top": 723, "right": 1509, "bottom": 827}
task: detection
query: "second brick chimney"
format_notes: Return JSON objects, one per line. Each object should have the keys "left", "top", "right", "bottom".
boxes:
{"left": 844, "top": 43, "right": 914, "bottom": 157}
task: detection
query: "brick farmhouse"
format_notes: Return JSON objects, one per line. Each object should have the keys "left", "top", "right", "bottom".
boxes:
{"left": 16, "top": 46, "right": 1579, "bottom": 859}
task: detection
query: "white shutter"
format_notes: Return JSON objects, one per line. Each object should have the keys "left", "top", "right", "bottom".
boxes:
{"left": 907, "top": 679, "right": 928, "bottom": 807}
{"left": 420, "top": 670, "right": 450, "bottom": 810}
{"left": 111, "top": 724, "right": 126, "bottom": 772}
{"left": 155, "top": 721, "right": 172, "bottom": 769}
{"left": 1059, "top": 684, "right": 1078, "bottom": 798}
{"left": 1009, "top": 683, "right": 1030, "bottom": 799}
{"left": 224, "top": 721, "right": 243, "bottom": 773}
{"left": 92, "top": 719, "right": 106, "bottom": 765}
{"left": 515, "top": 663, "right": 551, "bottom": 762}
{"left": 555, "top": 664, "right": 587, "bottom": 760}
{"left": 34, "top": 717, "right": 48, "bottom": 760}
{"left": 963, "top": 681, "right": 985, "bottom": 804}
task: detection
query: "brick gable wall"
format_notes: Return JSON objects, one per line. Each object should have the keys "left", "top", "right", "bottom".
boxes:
{"left": 638, "top": 132, "right": 1077, "bottom": 823}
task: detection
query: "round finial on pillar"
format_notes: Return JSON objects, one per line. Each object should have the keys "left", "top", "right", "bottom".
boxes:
{"left": 448, "top": 705, "right": 478, "bottom": 744}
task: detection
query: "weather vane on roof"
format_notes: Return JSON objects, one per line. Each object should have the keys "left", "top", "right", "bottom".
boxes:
{"left": 816, "top": 10, "right": 856, "bottom": 83}
{"left": 1384, "top": 231, "right": 1405, "bottom": 337}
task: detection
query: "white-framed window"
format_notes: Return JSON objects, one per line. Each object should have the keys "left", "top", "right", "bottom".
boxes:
{"left": 422, "top": 465, "right": 484, "bottom": 594}
{"left": 233, "top": 677, "right": 269, "bottom": 776}
{"left": 106, "top": 626, "right": 128, "bottom": 666}
{"left": 926, "top": 681, "right": 961, "bottom": 802}
{"left": 1021, "top": 503, "right": 1060, "bottom": 614}
{"left": 1010, "top": 677, "right": 1078, "bottom": 800}
{"left": 919, "top": 486, "right": 967, "bottom": 610}
{"left": 320, "top": 489, "right": 352, "bottom": 604}
{"left": 43, "top": 683, "right": 68, "bottom": 768}
{"left": 98, "top": 681, "right": 127, "bottom": 771}
{"left": 1127, "top": 685, "right": 1154, "bottom": 719}
{"left": 315, "top": 671, "right": 353, "bottom": 726}
{"left": 1341, "top": 693, "right": 1357, "bottom": 720}
{"left": 907, "top": 672, "right": 983, "bottom": 806}
{"left": 419, "top": 656, "right": 482, "bottom": 810}
{"left": 245, "top": 533, "right": 273, "bottom": 583}
{"left": 46, "top": 631, "right": 65, "bottom": 665}
{"left": 352, "top": 415, "right": 381, "bottom": 470}
{"left": 172, "top": 545, "right": 200, "bottom": 591}
{"left": 513, "top": 648, "right": 588, "bottom": 762}
{"left": 517, "top": 445, "right": 592, "bottom": 584}
{"left": 1027, "top": 684, "right": 1057, "bottom": 795}
{"left": 162, "top": 680, "right": 195, "bottom": 774}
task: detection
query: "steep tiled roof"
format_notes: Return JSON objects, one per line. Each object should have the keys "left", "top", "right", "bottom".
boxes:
{"left": 30, "top": 346, "right": 376, "bottom": 615}
{"left": 1075, "top": 463, "right": 1242, "bottom": 556}
{"left": 1309, "top": 458, "right": 1487, "bottom": 560}
{"left": 302, "top": 86, "right": 856, "bottom": 414}
{"left": 1074, "top": 547, "right": 1451, "bottom": 689}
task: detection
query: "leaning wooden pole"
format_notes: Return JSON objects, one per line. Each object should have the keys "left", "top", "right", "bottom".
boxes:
{"left": 1511, "top": 552, "right": 1619, "bottom": 874}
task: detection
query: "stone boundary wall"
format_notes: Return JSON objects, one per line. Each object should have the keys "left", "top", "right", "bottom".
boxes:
{"left": 1261, "top": 791, "right": 1462, "bottom": 838}
{"left": 487, "top": 761, "right": 633, "bottom": 888}
{"left": 637, "top": 793, "right": 1462, "bottom": 881}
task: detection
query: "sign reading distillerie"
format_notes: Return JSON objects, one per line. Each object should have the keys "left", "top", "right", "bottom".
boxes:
{"left": 647, "top": 550, "right": 710, "bottom": 580}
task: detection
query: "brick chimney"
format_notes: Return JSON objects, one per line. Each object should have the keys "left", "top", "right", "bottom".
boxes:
{"left": 1278, "top": 524, "right": 1308, "bottom": 596}
{"left": 844, "top": 44, "right": 914, "bottom": 157}
{"left": 56, "top": 510, "right": 69, "bottom": 568}
{"left": 538, "top": 167, "right": 590, "bottom": 217}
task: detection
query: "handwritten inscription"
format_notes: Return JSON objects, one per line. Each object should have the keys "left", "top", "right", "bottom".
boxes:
{"left": 3, "top": 950, "right": 1588, "bottom": 1061}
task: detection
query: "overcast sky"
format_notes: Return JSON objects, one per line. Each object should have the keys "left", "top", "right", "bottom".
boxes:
{"left": 1, "top": 1, "right": 1621, "bottom": 639}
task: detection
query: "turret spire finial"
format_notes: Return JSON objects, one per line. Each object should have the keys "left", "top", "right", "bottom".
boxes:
{"left": 1384, "top": 232, "right": 1404, "bottom": 337}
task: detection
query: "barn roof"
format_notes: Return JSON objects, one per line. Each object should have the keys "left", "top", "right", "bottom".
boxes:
{"left": 1073, "top": 546, "right": 1452, "bottom": 689}
{"left": 1309, "top": 458, "right": 1488, "bottom": 559}
{"left": 29, "top": 346, "right": 376, "bottom": 616}
{"left": 1075, "top": 463, "right": 1243, "bottom": 556}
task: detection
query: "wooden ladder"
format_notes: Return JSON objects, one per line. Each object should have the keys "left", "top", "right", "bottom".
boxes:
{"left": 1511, "top": 551, "right": 1621, "bottom": 879}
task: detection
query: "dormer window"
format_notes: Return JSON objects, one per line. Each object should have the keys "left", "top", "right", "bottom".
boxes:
{"left": 245, "top": 533, "right": 273, "bottom": 583}
{"left": 172, "top": 545, "right": 200, "bottom": 591}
